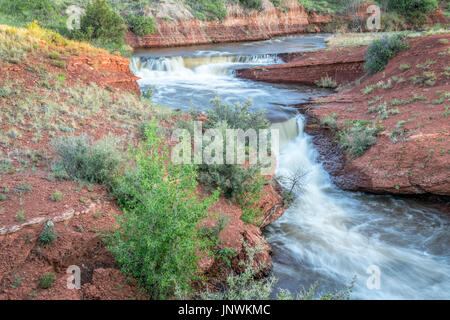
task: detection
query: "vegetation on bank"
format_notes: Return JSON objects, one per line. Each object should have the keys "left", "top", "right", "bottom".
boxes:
{"left": 365, "top": 34, "right": 410, "bottom": 74}
{"left": 0, "top": 0, "right": 446, "bottom": 55}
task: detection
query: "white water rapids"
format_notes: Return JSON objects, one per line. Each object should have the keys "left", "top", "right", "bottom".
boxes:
{"left": 131, "top": 35, "right": 450, "bottom": 299}
{"left": 270, "top": 116, "right": 450, "bottom": 299}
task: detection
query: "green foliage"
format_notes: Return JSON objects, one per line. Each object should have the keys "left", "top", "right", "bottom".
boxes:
{"left": 386, "top": 0, "right": 438, "bottom": 25}
{"left": 71, "top": 0, "right": 126, "bottom": 46}
{"left": 320, "top": 113, "right": 338, "bottom": 129}
{"left": 238, "top": 0, "right": 262, "bottom": 9}
{"left": 126, "top": 14, "right": 156, "bottom": 36}
{"left": 106, "top": 122, "right": 219, "bottom": 299}
{"left": 39, "top": 273, "right": 55, "bottom": 289}
{"left": 50, "top": 190, "right": 63, "bottom": 202}
{"left": 189, "top": 99, "right": 270, "bottom": 200}
{"left": 39, "top": 222, "right": 58, "bottom": 245}
{"left": 0, "top": 0, "right": 58, "bottom": 24}
{"left": 297, "top": 0, "right": 349, "bottom": 14}
{"left": 365, "top": 34, "right": 410, "bottom": 74}
{"left": 186, "top": 0, "right": 227, "bottom": 21}
{"left": 202, "top": 241, "right": 355, "bottom": 300}
{"left": 338, "top": 121, "right": 378, "bottom": 157}
{"left": 315, "top": 76, "right": 338, "bottom": 89}
{"left": 51, "top": 134, "right": 122, "bottom": 186}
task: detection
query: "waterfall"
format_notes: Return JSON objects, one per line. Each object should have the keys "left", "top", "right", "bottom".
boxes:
{"left": 130, "top": 54, "right": 282, "bottom": 76}
{"left": 269, "top": 115, "right": 450, "bottom": 299}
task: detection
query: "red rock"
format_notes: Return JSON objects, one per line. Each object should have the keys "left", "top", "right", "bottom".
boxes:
{"left": 126, "top": 2, "right": 333, "bottom": 48}
{"left": 237, "top": 46, "right": 367, "bottom": 86}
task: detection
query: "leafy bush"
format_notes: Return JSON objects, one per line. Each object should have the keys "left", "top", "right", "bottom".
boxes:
{"left": 106, "top": 122, "right": 219, "bottom": 299}
{"left": 387, "top": 0, "right": 438, "bottom": 24}
{"left": 338, "top": 121, "right": 378, "bottom": 157}
{"left": 51, "top": 134, "right": 122, "bottom": 185}
{"left": 238, "top": 0, "right": 262, "bottom": 9}
{"left": 39, "top": 273, "right": 55, "bottom": 289}
{"left": 315, "top": 76, "right": 337, "bottom": 88}
{"left": 50, "top": 190, "right": 63, "bottom": 202}
{"left": 0, "top": 0, "right": 58, "bottom": 23}
{"left": 187, "top": 99, "right": 270, "bottom": 200}
{"left": 186, "top": 0, "right": 227, "bottom": 21}
{"left": 320, "top": 113, "right": 338, "bottom": 129}
{"left": 365, "top": 34, "right": 410, "bottom": 74}
{"left": 126, "top": 14, "right": 156, "bottom": 36}
{"left": 71, "top": 0, "right": 126, "bottom": 46}
{"left": 39, "top": 222, "right": 58, "bottom": 245}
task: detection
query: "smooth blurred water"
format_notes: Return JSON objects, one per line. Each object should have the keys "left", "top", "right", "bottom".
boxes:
{"left": 267, "top": 116, "right": 450, "bottom": 300}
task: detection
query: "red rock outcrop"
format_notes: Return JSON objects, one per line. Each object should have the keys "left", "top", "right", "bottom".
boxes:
{"left": 237, "top": 45, "right": 367, "bottom": 86}
{"left": 305, "top": 35, "right": 450, "bottom": 196}
{"left": 67, "top": 55, "right": 141, "bottom": 95}
{"left": 126, "top": 0, "right": 332, "bottom": 48}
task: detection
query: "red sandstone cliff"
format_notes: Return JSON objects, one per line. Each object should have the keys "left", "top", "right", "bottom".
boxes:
{"left": 237, "top": 46, "right": 367, "bottom": 86}
{"left": 126, "top": 0, "right": 332, "bottom": 48}
{"left": 306, "top": 35, "right": 450, "bottom": 196}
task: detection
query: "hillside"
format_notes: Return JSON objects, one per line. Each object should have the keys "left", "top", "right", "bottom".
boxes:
{"left": 1, "top": 0, "right": 448, "bottom": 50}
{"left": 307, "top": 34, "right": 450, "bottom": 196}
{"left": 0, "top": 24, "right": 285, "bottom": 299}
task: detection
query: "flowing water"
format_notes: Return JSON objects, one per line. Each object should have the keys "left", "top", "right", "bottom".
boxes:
{"left": 131, "top": 34, "right": 332, "bottom": 122}
{"left": 132, "top": 34, "right": 450, "bottom": 300}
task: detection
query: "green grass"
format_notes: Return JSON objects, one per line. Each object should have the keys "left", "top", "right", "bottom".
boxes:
{"left": 298, "top": 0, "right": 348, "bottom": 14}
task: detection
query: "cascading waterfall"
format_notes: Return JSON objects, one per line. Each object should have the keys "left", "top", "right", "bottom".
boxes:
{"left": 130, "top": 51, "right": 330, "bottom": 122}
{"left": 131, "top": 54, "right": 283, "bottom": 75}
{"left": 268, "top": 116, "right": 450, "bottom": 299}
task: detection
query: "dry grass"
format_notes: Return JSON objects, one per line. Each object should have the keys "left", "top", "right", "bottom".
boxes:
{"left": 325, "top": 29, "right": 450, "bottom": 47}
{"left": 0, "top": 23, "right": 106, "bottom": 63}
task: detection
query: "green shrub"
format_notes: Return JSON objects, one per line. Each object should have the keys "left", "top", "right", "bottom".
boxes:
{"left": 50, "top": 190, "right": 63, "bottom": 202}
{"left": 48, "top": 51, "right": 60, "bottom": 59}
{"left": 0, "top": 0, "right": 58, "bottom": 23}
{"left": 365, "top": 34, "right": 410, "bottom": 74}
{"left": 315, "top": 76, "right": 337, "bottom": 89}
{"left": 387, "top": 0, "right": 438, "bottom": 25}
{"left": 39, "top": 273, "right": 55, "bottom": 289}
{"left": 106, "top": 122, "right": 219, "bottom": 299}
{"left": 39, "top": 222, "right": 57, "bottom": 245}
{"left": 17, "top": 210, "right": 26, "bottom": 222}
{"left": 51, "top": 134, "right": 122, "bottom": 185}
{"left": 126, "top": 15, "right": 156, "bottom": 36}
{"left": 238, "top": 0, "right": 262, "bottom": 9}
{"left": 71, "top": 0, "right": 126, "bottom": 46}
{"left": 320, "top": 113, "right": 338, "bottom": 129}
{"left": 191, "top": 99, "right": 270, "bottom": 200}
{"left": 186, "top": 0, "right": 227, "bottom": 21}
{"left": 50, "top": 60, "right": 66, "bottom": 69}
{"left": 338, "top": 121, "right": 378, "bottom": 157}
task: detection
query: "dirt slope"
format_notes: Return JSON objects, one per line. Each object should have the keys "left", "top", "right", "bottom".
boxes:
{"left": 0, "top": 24, "right": 285, "bottom": 299}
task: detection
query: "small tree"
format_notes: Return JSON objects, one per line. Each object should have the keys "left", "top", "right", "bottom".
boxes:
{"left": 72, "top": 0, "right": 126, "bottom": 46}
{"left": 127, "top": 14, "right": 156, "bottom": 36}
{"left": 365, "top": 34, "right": 410, "bottom": 74}
{"left": 387, "top": 0, "right": 438, "bottom": 24}
{"left": 107, "top": 122, "right": 219, "bottom": 299}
